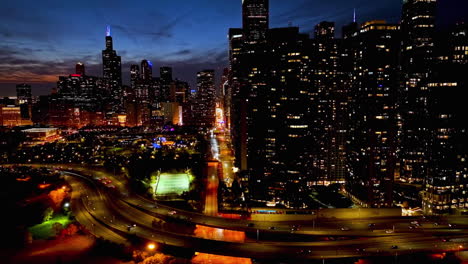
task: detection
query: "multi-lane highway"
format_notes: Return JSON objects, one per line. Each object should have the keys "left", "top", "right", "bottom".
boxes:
{"left": 4, "top": 132, "right": 468, "bottom": 261}
{"left": 56, "top": 167, "right": 468, "bottom": 260}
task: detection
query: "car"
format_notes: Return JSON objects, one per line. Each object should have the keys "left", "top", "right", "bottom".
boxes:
{"left": 341, "top": 227, "right": 350, "bottom": 231}
{"left": 433, "top": 222, "right": 439, "bottom": 226}
{"left": 409, "top": 225, "right": 415, "bottom": 229}
{"left": 269, "top": 226, "right": 276, "bottom": 230}
{"left": 385, "top": 230, "right": 394, "bottom": 234}
{"left": 441, "top": 238, "right": 448, "bottom": 242}
{"left": 107, "top": 184, "right": 116, "bottom": 189}
{"left": 368, "top": 223, "right": 376, "bottom": 228}
{"left": 448, "top": 224, "right": 456, "bottom": 228}
{"left": 391, "top": 245, "right": 398, "bottom": 249}
{"left": 356, "top": 248, "right": 366, "bottom": 253}
{"left": 410, "top": 221, "right": 419, "bottom": 225}
{"left": 168, "top": 210, "right": 177, "bottom": 215}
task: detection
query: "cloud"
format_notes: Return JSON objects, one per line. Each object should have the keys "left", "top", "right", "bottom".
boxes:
{"left": 111, "top": 12, "right": 189, "bottom": 44}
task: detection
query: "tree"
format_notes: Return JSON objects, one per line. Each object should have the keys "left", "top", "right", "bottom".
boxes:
{"left": 60, "top": 223, "right": 79, "bottom": 237}
{"left": 49, "top": 189, "right": 67, "bottom": 209}
{"left": 52, "top": 222, "right": 63, "bottom": 236}
{"left": 42, "top": 207, "right": 54, "bottom": 222}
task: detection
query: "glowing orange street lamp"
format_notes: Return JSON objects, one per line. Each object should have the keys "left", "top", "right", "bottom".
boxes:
{"left": 147, "top": 243, "right": 156, "bottom": 250}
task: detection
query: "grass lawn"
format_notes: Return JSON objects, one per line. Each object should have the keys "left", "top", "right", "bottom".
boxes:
{"left": 29, "top": 214, "right": 71, "bottom": 240}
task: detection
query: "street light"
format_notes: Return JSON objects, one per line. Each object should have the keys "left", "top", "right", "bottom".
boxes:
{"left": 147, "top": 243, "right": 156, "bottom": 250}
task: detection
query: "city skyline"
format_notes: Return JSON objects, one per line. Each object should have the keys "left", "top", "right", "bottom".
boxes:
{"left": 1, "top": 0, "right": 466, "bottom": 96}
{"left": 1, "top": 0, "right": 468, "bottom": 263}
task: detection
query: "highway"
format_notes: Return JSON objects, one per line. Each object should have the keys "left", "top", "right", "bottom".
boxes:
{"left": 64, "top": 168, "right": 468, "bottom": 260}
{"left": 4, "top": 159, "right": 468, "bottom": 260}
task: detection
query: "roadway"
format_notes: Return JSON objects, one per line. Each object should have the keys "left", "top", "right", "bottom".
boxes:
{"left": 62, "top": 169, "right": 468, "bottom": 260}
{"left": 3, "top": 163, "right": 468, "bottom": 260}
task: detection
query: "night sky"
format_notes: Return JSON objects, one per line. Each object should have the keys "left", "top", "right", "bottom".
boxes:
{"left": 0, "top": 0, "right": 467, "bottom": 96}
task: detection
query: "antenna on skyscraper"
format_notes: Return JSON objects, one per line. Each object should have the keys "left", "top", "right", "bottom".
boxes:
{"left": 353, "top": 8, "right": 356, "bottom": 23}
{"left": 106, "top": 25, "right": 111, "bottom": 37}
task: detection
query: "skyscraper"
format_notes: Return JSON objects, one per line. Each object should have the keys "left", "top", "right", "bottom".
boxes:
{"left": 311, "top": 21, "right": 348, "bottom": 185}
{"left": 141, "top": 60, "right": 153, "bottom": 81}
{"left": 242, "top": 0, "right": 269, "bottom": 43}
{"left": 16, "top": 83, "right": 32, "bottom": 119}
{"left": 346, "top": 21, "right": 400, "bottom": 208}
{"left": 421, "top": 22, "right": 468, "bottom": 215}
{"left": 399, "top": 0, "right": 437, "bottom": 184}
{"left": 160, "top": 67, "right": 172, "bottom": 83}
{"left": 193, "top": 70, "right": 216, "bottom": 128}
{"left": 230, "top": 0, "right": 270, "bottom": 174}
{"left": 102, "top": 26, "right": 122, "bottom": 98}
{"left": 159, "top": 66, "right": 173, "bottom": 102}
{"left": 76, "top": 62, "right": 85, "bottom": 76}
{"left": 16, "top": 83, "right": 32, "bottom": 104}
{"left": 130, "top": 64, "right": 140, "bottom": 89}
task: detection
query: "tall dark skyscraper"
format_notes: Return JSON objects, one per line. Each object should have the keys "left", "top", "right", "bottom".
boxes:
{"left": 193, "top": 70, "right": 216, "bottom": 128}
{"left": 228, "top": 27, "right": 247, "bottom": 170}
{"left": 16, "top": 83, "right": 32, "bottom": 104}
{"left": 346, "top": 21, "right": 401, "bottom": 208}
{"left": 399, "top": 0, "right": 437, "bottom": 184}
{"left": 141, "top": 60, "right": 153, "bottom": 81}
{"left": 160, "top": 67, "right": 172, "bottom": 83}
{"left": 102, "top": 26, "right": 122, "bottom": 89}
{"left": 159, "top": 66, "right": 173, "bottom": 102}
{"left": 260, "top": 27, "right": 312, "bottom": 206}
{"left": 242, "top": 0, "right": 269, "bottom": 43}
{"left": 16, "top": 83, "right": 32, "bottom": 119}
{"left": 311, "top": 21, "right": 348, "bottom": 185}
{"left": 76, "top": 62, "right": 85, "bottom": 76}
{"left": 421, "top": 22, "right": 468, "bottom": 215}
{"left": 130, "top": 64, "right": 140, "bottom": 89}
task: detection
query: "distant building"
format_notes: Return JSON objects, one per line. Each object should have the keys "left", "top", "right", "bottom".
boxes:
{"left": 159, "top": 66, "right": 173, "bottom": 102}
{"left": 76, "top": 62, "right": 85, "bottom": 76}
{"left": 102, "top": 26, "right": 122, "bottom": 100}
{"left": 141, "top": 60, "right": 153, "bottom": 81}
{"left": 22, "top": 127, "right": 61, "bottom": 145}
{"left": 16, "top": 83, "right": 32, "bottom": 119}
{"left": 1, "top": 106, "right": 32, "bottom": 127}
{"left": 130, "top": 64, "right": 140, "bottom": 89}
{"left": 191, "top": 70, "right": 216, "bottom": 128}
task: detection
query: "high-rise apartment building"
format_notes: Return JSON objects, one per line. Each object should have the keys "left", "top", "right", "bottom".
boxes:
{"left": 399, "top": 0, "right": 437, "bottom": 183}
{"left": 346, "top": 21, "right": 401, "bottom": 208}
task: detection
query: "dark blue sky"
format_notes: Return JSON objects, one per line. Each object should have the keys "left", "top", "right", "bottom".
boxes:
{"left": 0, "top": 0, "right": 466, "bottom": 96}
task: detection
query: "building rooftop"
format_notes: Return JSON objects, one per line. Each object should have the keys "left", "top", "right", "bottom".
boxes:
{"left": 22, "top": 128, "right": 59, "bottom": 133}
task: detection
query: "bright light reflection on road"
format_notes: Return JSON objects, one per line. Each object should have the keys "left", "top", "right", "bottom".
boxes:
{"left": 194, "top": 225, "right": 245, "bottom": 243}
